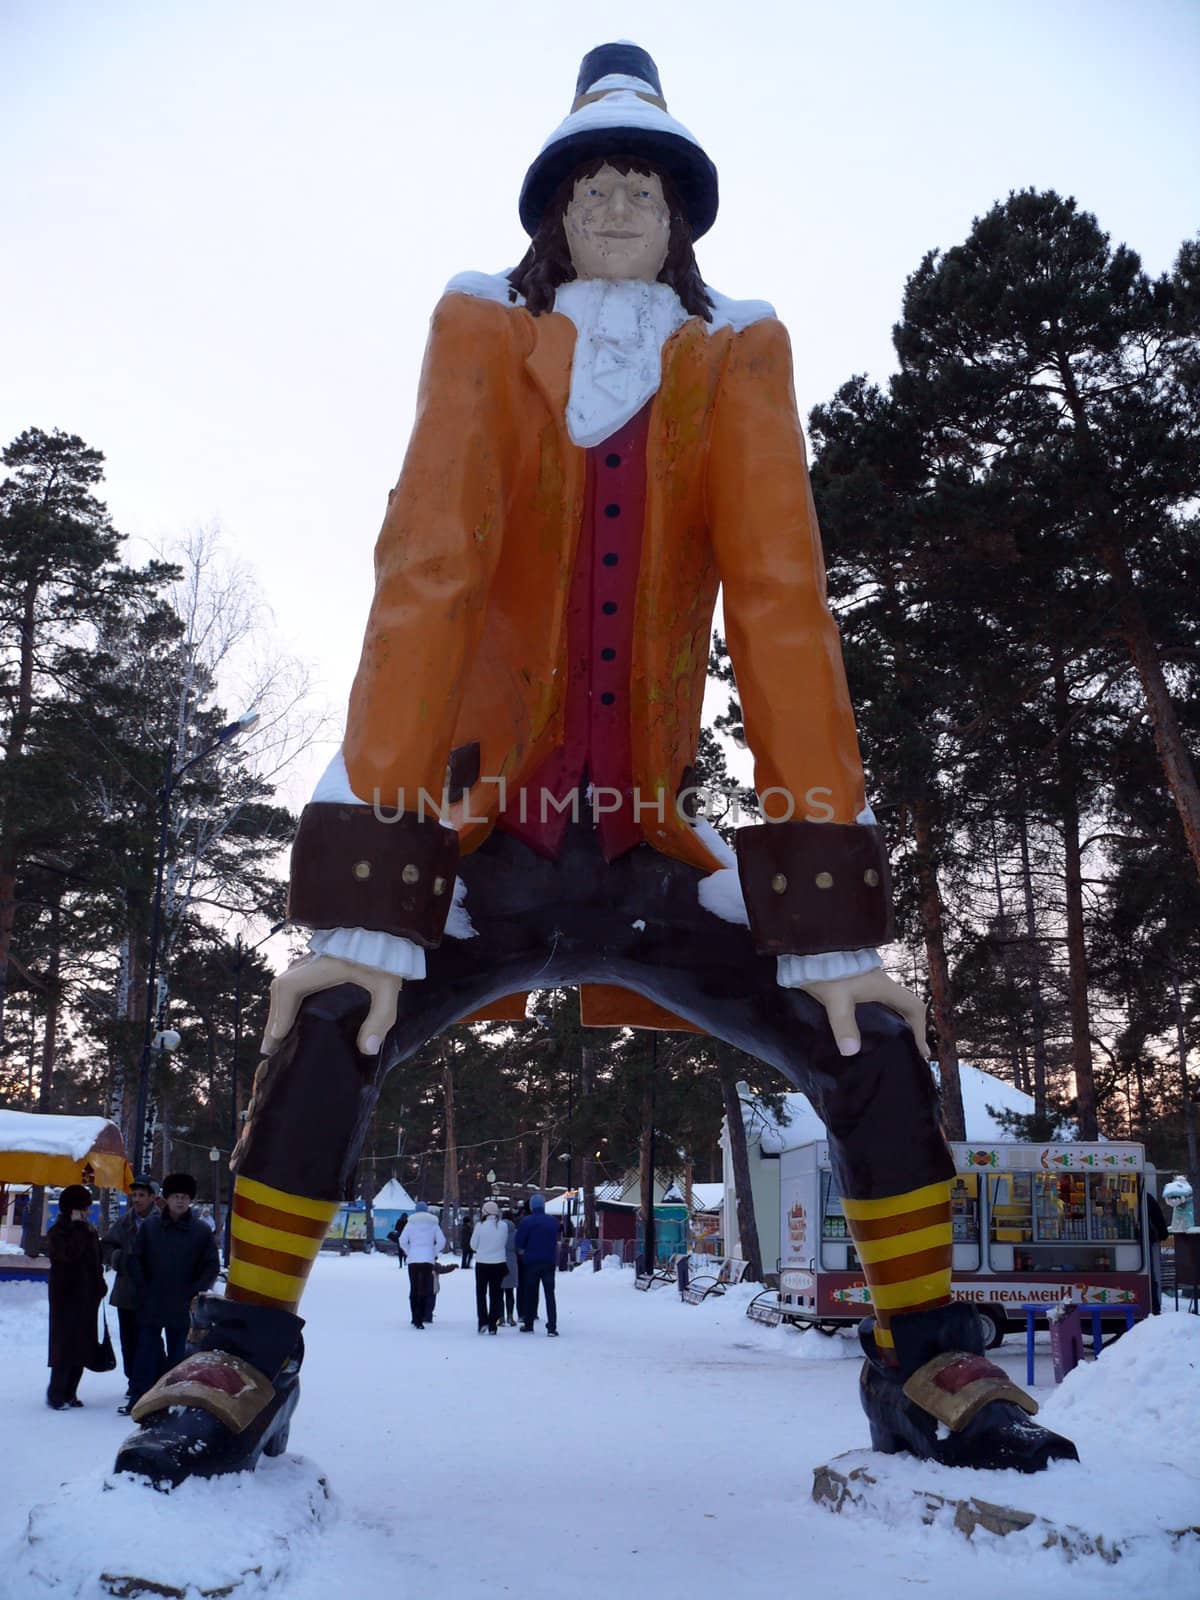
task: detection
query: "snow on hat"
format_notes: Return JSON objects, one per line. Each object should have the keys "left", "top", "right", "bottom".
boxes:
{"left": 530, "top": 1192, "right": 546, "bottom": 1210}
{"left": 161, "top": 1171, "right": 197, "bottom": 1199}
{"left": 481, "top": 1199, "right": 501, "bottom": 1218}
{"left": 520, "top": 41, "right": 718, "bottom": 240}
{"left": 414, "top": 1200, "right": 429, "bottom": 1213}
{"left": 58, "top": 1184, "right": 93, "bottom": 1215}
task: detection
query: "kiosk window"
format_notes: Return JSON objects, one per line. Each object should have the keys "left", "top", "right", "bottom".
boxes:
{"left": 1035, "top": 1174, "right": 1088, "bottom": 1241}
{"left": 988, "top": 1171, "right": 1142, "bottom": 1270}
{"left": 989, "top": 1173, "right": 1034, "bottom": 1243}
{"left": 1089, "top": 1175, "right": 1138, "bottom": 1241}
{"left": 950, "top": 1174, "right": 980, "bottom": 1243}
{"left": 821, "top": 1172, "right": 848, "bottom": 1239}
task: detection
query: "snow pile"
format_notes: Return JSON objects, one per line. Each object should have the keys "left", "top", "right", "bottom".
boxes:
{"left": 0, "top": 1111, "right": 113, "bottom": 1160}
{"left": 1040, "top": 1311, "right": 1200, "bottom": 1466}
{"left": 752, "top": 1062, "right": 1037, "bottom": 1154}
{"left": 930, "top": 1060, "right": 1036, "bottom": 1140}
{"left": 9, "top": 1455, "right": 333, "bottom": 1599}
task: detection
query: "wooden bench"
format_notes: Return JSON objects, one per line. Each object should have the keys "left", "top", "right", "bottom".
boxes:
{"left": 681, "top": 1256, "right": 749, "bottom": 1304}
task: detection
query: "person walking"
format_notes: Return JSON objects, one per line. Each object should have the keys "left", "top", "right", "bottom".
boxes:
{"left": 102, "top": 1176, "right": 157, "bottom": 1410}
{"left": 459, "top": 1210, "right": 475, "bottom": 1270}
{"left": 515, "top": 1193, "right": 561, "bottom": 1336}
{"left": 397, "top": 1201, "right": 445, "bottom": 1328}
{"left": 501, "top": 1208, "right": 519, "bottom": 1326}
{"left": 45, "top": 1185, "right": 106, "bottom": 1409}
{"left": 127, "top": 1172, "right": 220, "bottom": 1408}
{"left": 470, "top": 1200, "right": 509, "bottom": 1334}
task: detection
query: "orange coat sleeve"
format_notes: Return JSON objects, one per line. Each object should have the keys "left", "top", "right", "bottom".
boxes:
{"left": 706, "top": 318, "right": 867, "bottom": 827}
{"left": 343, "top": 294, "right": 522, "bottom": 807}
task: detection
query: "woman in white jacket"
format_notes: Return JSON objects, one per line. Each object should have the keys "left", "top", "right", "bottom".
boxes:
{"left": 470, "top": 1201, "right": 509, "bottom": 1334}
{"left": 398, "top": 1202, "right": 447, "bottom": 1329}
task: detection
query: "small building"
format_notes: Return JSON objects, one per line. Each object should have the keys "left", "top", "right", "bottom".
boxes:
{"left": 722, "top": 1063, "right": 1038, "bottom": 1274}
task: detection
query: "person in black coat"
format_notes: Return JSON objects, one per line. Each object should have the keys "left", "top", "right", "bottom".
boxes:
{"left": 101, "top": 1175, "right": 157, "bottom": 1405}
{"left": 45, "top": 1184, "right": 106, "bottom": 1409}
{"left": 127, "top": 1172, "right": 220, "bottom": 1406}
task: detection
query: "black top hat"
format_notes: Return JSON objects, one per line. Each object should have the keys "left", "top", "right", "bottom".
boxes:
{"left": 519, "top": 42, "right": 719, "bottom": 240}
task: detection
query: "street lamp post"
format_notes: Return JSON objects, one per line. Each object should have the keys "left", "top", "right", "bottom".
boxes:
{"left": 132, "top": 712, "right": 259, "bottom": 1176}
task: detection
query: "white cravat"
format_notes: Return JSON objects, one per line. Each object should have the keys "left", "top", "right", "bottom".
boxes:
{"left": 554, "top": 279, "right": 688, "bottom": 447}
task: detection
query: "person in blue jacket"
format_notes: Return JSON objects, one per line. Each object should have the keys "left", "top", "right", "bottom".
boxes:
{"left": 514, "top": 1194, "right": 560, "bottom": 1337}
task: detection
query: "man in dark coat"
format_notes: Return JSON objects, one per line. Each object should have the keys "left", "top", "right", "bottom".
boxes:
{"left": 45, "top": 1184, "right": 106, "bottom": 1409}
{"left": 102, "top": 1175, "right": 157, "bottom": 1409}
{"left": 515, "top": 1193, "right": 561, "bottom": 1336}
{"left": 128, "top": 1172, "right": 220, "bottom": 1403}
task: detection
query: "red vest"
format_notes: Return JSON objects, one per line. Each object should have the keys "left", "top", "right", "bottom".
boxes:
{"left": 497, "top": 405, "right": 651, "bottom": 861}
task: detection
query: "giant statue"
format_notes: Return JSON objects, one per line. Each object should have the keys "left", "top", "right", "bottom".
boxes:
{"left": 115, "top": 43, "right": 1076, "bottom": 1485}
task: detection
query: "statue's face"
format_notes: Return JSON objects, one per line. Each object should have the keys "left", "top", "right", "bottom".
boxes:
{"left": 564, "top": 165, "right": 671, "bottom": 282}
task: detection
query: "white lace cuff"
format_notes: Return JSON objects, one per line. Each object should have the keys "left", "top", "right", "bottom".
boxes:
{"left": 308, "top": 927, "right": 427, "bottom": 980}
{"left": 777, "top": 947, "right": 882, "bottom": 987}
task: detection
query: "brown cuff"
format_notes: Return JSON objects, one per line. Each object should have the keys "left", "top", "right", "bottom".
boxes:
{"left": 903, "top": 1352, "right": 1038, "bottom": 1432}
{"left": 287, "top": 803, "right": 459, "bottom": 948}
{"left": 735, "top": 820, "right": 894, "bottom": 957}
{"left": 130, "top": 1350, "right": 275, "bottom": 1434}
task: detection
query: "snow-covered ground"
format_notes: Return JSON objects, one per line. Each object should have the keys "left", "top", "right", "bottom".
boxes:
{"left": 0, "top": 1257, "right": 1196, "bottom": 1598}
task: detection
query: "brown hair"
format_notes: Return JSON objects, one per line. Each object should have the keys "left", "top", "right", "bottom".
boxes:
{"left": 508, "top": 156, "right": 713, "bottom": 320}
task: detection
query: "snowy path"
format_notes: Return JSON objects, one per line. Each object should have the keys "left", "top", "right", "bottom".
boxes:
{"left": 0, "top": 1258, "right": 1196, "bottom": 1598}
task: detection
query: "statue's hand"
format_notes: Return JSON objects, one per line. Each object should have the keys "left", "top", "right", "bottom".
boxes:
{"left": 261, "top": 954, "right": 404, "bottom": 1057}
{"left": 800, "top": 969, "right": 929, "bottom": 1060}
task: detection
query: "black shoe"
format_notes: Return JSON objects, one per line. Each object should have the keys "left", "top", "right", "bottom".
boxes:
{"left": 547, "top": 1329, "right": 559, "bottom": 1338}
{"left": 68, "top": 1398, "right": 84, "bottom": 1407}
{"left": 46, "top": 1399, "right": 72, "bottom": 1411}
{"left": 478, "top": 1323, "right": 487, "bottom": 1334}
{"left": 858, "top": 1304, "right": 1078, "bottom": 1474}
{"left": 114, "top": 1294, "right": 304, "bottom": 1489}
{"left": 520, "top": 1324, "right": 534, "bottom": 1333}
{"left": 488, "top": 1327, "right": 498, "bottom": 1335}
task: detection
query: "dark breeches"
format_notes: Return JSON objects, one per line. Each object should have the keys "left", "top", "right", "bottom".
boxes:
{"left": 235, "top": 825, "right": 953, "bottom": 1206}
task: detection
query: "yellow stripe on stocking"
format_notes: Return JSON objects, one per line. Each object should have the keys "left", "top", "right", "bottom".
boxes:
{"left": 843, "top": 1179, "right": 953, "bottom": 1364}
{"left": 226, "top": 1176, "right": 338, "bottom": 1313}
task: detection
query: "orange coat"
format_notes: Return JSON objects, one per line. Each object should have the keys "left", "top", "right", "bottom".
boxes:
{"left": 343, "top": 289, "right": 868, "bottom": 887}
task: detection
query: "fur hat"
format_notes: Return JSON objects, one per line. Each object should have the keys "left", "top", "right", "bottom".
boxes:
{"left": 57, "top": 1185, "right": 93, "bottom": 1216}
{"left": 481, "top": 1200, "right": 501, "bottom": 1219}
{"left": 520, "top": 42, "right": 718, "bottom": 240}
{"left": 530, "top": 1192, "right": 546, "bottom": 1211}
{"left": 161, "top": 1171, "right": 197, "bottom": 1200}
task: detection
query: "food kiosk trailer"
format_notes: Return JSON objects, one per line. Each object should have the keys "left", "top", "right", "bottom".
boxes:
{"left": 777, "top": 1138, "right": 1153, "bottom": 1346}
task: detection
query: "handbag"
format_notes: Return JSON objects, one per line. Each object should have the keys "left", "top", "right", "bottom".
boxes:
{"left": 85, "top": 1304, "right": 118, "bottom": 1373}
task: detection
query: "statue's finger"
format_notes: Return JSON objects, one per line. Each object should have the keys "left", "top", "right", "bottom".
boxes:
{"left": 809, "top": 984, "right": 860, "bottom": 1056}
{"left": 261, "top": 973, "right": 301, "bottom": 1055}
{"left": 356, "top": 977, "right": 403, "bottom": 1055}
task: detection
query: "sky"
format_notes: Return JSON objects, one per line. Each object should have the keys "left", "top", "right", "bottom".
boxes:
{"left": 2, "top": 0, "right": 1198, "bottom": 811}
